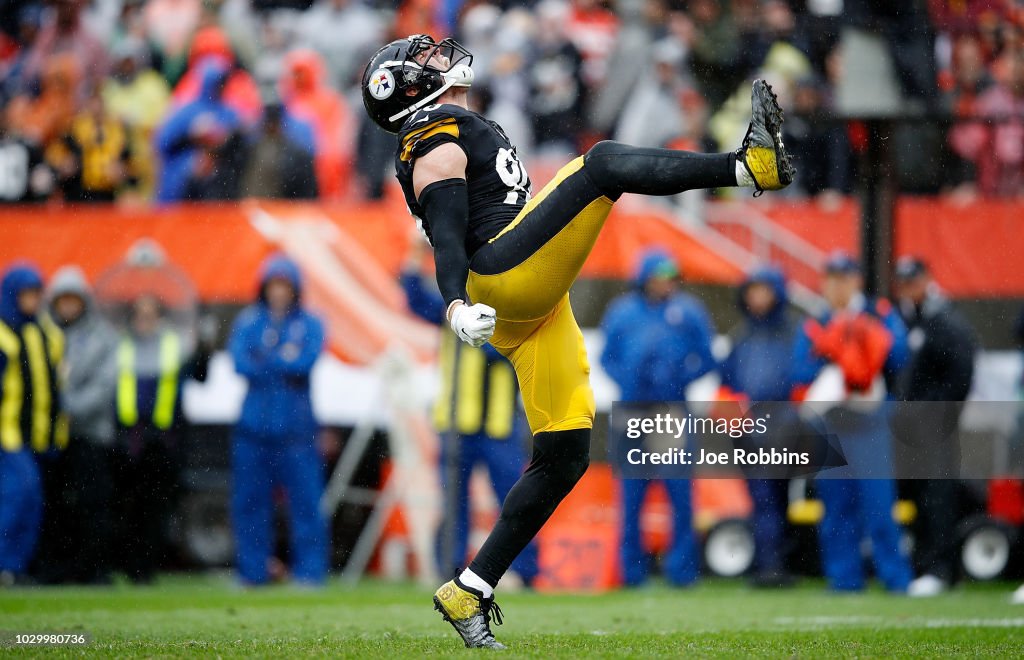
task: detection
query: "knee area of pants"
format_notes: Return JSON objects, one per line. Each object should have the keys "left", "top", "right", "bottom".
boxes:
{"left": 555, "top": 449, "right": 590, "bottom": 487}
{"left": 583, "top": 141, "right": 619, "bottom": 175}
{"left": 583, "top": 140, "right": 632, "bottom": 197}
{"left": 533, "top": 428, "right": 591, "bottom": 481}
{"left": 585, "top": 140, "right": 621, "bottom": 161}
{"left": 536, "top": 449, "right": 589, "bottom": 493}
{"left": 568, "top": 454, "right": 590, "bottom": 483}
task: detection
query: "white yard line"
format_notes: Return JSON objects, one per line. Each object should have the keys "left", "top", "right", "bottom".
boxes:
{"left": 772, "top": 616, "right": 1024, "bottom": 629}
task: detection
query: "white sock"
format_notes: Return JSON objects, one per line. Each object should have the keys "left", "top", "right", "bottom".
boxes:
{"left": 735, "top": 159, "right": 755, "bottom": 187}
{"left": 458, "top": 568, "right": 494, "bottom": 598}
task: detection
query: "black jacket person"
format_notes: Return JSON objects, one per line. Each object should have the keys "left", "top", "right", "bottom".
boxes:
{"left": 893, "top": 256, "right": 977, "bottom": 596}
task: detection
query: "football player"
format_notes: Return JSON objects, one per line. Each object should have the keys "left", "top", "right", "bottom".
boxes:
{"left": 362, "top": 34, "right": 794, "bottom": 649}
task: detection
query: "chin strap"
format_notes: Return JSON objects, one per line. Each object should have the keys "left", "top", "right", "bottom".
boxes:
{"left": 388, "top": 64, "right": 475, "bottom": 125}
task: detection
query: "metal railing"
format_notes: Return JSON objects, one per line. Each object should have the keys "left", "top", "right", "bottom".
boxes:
{"left": 679, "top": 200, "right": 828, "bottom": 315}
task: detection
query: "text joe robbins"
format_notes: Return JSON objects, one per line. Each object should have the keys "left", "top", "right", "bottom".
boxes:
{"left": 627, "top": 447, "right": 810, "bottom": 466}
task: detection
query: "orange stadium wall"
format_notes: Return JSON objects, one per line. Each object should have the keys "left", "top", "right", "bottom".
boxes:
{"left": 4, "top": 198, "right": 1023, "bottom": 302}
{"left": 0, "top": 198, "right": 743, "bottom": 299}
{"left": 760, "top": 198, "right": 1024, "bottom": 298}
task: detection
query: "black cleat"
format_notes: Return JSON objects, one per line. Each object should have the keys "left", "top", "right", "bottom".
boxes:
{"left": 433, "top": 578, "right": 506, "bottom": 649}
{"left": 737, "top": 79, "right": 796, "bottom": 196}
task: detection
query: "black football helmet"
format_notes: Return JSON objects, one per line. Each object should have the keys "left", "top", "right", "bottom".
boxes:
{"left": 362, "top": 34, "right": 474, "bottom": 134}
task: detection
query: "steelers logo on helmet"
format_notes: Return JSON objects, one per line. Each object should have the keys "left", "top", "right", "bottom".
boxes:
{"left": 368, "top": 68, "right": 395, "bottom": 100}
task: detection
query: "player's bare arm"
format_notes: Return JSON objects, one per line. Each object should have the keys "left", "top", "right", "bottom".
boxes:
{"left": 411, "top": 141, "right": 467, "bottom": 200}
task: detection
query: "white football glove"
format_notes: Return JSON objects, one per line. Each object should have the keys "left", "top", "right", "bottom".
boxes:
{"left": 448, "top": 301, "right": 496, "bottom": 347}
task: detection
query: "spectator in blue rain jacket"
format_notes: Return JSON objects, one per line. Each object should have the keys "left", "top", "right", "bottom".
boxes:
{"left": 719, "top": 264, "right": 799, "bottom": 588}
{"left": 155, "top": 60, "right": 243, "bottom": 203}
{"left": 601, "top": 250, "right": 716, "bottom": 586}
{"left": 790, "top": 251, "right": 912, "bottom": 593}
{"left": 229, "top": 254, "right": 327, "bottom": 586}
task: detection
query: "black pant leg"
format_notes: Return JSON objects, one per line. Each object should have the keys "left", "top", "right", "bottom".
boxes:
{"left": 66, "top": 440, "right": 114, "bottom": 583}
{"left": 468, "top": 429, "right": 590, "bottom": 587}
{"left": 30, "top": 451, "right": 72, "bottom": 584}
{"left": 914, "top": 478, "right": 959, "bottom": 582}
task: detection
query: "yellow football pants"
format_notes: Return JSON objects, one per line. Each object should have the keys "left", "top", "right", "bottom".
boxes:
{"left": 466, "top": 157, "right": 614, "bottom": 434}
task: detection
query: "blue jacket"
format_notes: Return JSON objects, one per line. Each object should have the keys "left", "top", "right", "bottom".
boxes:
{"left": 155, "top": 61, "right": 242, "bottom": 203}
{"left": 400, "top": 272, "right": 445, "bottom": 326}
{"left": 720, "top": 266, "right": 797, "bottom": 401}
{"left": 0, "top": 263, "right": 43, "bottom": 331}
{"left": 229, "top": 256, "right": 324, "bottom": 442}
{"left": 0, "top": 263, "right": 44, "bottom": 381}
{"left": 275, "top": 108, "right": 316, "bottom": 157}
{"left": 600, "top": 253, "right": 716, "bottom": 401}
{"left": 790, "top": 294, "right": 909, "bottom": 393}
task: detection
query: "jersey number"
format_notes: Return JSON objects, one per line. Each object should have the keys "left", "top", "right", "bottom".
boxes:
{"left": 495, "top": 148, "right": 528, "bottom": 205}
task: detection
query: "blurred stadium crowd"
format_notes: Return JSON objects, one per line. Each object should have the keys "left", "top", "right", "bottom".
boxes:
{"left": 4, "top": 0, "right": 1024, "bottom": 204}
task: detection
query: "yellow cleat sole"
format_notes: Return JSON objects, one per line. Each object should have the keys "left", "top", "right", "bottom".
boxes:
{"left": 745, "top": 146, "right": 784, "bottom": 191}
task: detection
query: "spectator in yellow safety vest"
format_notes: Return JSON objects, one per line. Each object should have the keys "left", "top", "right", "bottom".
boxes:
{"left": 0, "top": 263, "right": 65, "bottom": 587}
{"left": 110, "top": 293, "right": 209, "bottom": 584}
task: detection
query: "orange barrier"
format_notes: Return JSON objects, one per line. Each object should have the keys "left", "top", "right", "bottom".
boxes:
{"left": 0, "top": 200, "right": 416, "bottom": 303}
{"left": 530, "top": 465, "right": 754, "bottom": 592}
{"left": 634, "top": 479, "right": 753, "bottom": 555}
{"left": 533, "top": 464, "right": 622, "bottom": 592}
{"left": 7, "top": 197, "right": 1021, "bottom": 303}
{"left": 0, "top": 203, "right": 269, "bottom": 302}
{"left": 0, "top": 197, "right": 741, "bottom": 295}
{"left": 760, "top": 197, "right": 1024, "bottom": 297}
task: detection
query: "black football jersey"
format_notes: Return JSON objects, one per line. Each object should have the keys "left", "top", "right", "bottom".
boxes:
{"left": 395, "top": 103, "right": 532, "bottom": 256}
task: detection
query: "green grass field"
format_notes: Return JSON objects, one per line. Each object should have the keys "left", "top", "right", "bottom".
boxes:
{"left": 1, "top": 576, "right": 1022, "bottom": 657}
